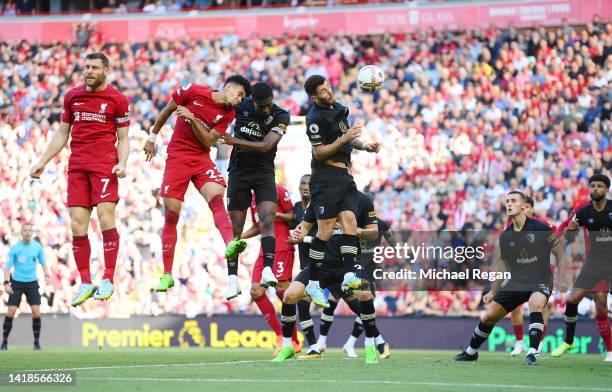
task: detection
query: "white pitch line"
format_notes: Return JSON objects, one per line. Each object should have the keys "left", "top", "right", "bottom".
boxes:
{"left": 35, "top": 359, "right": 274, "bottom": 372}
{"left": 78, "top": 377, "right": 612, "bottom": 391}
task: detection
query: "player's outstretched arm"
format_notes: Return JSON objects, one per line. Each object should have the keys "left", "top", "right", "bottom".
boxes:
{"left": 144, "top": 98, "right": 177, "bottom": 161}
{"left": 31, "top": 121, "right": 71, "bottom": 178}
{"left": 312, "top": 126, "right": 361, "bottom": 161}
{"left": 221, "top": 132, "right": 282, "bottom": 154}
{"left": 351, "top": 138, "right": 380, "bottom": 153}
{"left": 113, "top": 126, "right": 129, "bottom": 178}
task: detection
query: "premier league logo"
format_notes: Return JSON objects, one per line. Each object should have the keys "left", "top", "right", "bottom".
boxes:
{"left": 527, "top": 233, "right": 535, "bottom": 244}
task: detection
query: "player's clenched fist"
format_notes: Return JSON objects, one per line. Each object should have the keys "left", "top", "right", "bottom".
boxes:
{"left": 30, "top": 161, "right": 45, "bottom": 179}
{"left": 364, "top": 142, "right": 380, "bottom": 153}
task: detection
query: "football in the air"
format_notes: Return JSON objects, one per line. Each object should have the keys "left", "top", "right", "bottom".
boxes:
{"left": 357, "top": 65, "right": 385, "bottom": 93}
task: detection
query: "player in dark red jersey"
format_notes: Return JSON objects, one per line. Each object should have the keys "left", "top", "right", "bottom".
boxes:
{"left": 30, "top": 53, "right": 130, "bottom": 306}
{"left": 143, "top": 76, "right": 251, "bottom": 296}
{"left": 240, "top": 184, "right": 300, "bottom": 355}
{"left": 509, "top": 196, "right": 555, "bottom": 356}
{"left": 552, "top": 174, "right": 612, "bottom": 362}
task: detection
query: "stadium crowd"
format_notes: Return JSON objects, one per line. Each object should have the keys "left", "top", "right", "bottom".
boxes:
{"left": 0, "top": 15, "right": 611, "bottom": 319}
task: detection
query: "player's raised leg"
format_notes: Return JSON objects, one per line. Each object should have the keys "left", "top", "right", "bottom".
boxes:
{"left": 156, "top": 197, "right": 182, "bottom": 292}
{"left": 69, "top": 206, "right": 95, "bottom": 307}
{"left": 94, "top": 201, "right": 120, "bottom": 300}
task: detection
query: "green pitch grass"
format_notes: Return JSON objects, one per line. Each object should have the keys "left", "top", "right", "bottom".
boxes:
{"left": 0, "top": 348, "right": 610, "bottom": 392}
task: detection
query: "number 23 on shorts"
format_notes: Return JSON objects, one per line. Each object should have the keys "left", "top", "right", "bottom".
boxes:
{"left": 205, "top": 168, "right": 223, "bottom": 183}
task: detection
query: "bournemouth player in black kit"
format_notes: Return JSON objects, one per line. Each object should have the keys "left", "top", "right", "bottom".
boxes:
{"left": 454, "top": 191, "right": 568, "bottom": 366}
{"left": 301, "top": 75, "right": 379, "bottom": 308}
{"left": 274, "top": 191, "right": 387, "bottom": 364}
{"left": 317, "top": 193, "right": 396, "bottom": 358}
{"left": 552, "top": 174, "right": 612, "bottom": 362}
{"left": 222, "top": 82, "right": 290, "bottom": 299}
{"left": 290, "top": 174, "right": 320, "bottom": 355}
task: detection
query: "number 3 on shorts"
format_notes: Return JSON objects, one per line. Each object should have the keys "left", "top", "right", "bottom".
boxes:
{"left": 277, "top": 261, "right": 284, "bottom": 274}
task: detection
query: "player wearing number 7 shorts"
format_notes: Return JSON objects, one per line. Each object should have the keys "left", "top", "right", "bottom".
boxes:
{"left": 30, "top": 53, "right": 131, "bottom": 306}
{"left": 143, "top": 76, "right": 252, "bottom": 295}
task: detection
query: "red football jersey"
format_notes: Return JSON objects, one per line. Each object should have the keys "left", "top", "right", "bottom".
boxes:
{"left": 61, "top": 84, "right": 130, "bottom": 169}
{"left": 169, "top": 84, "right": 235, "bottom": 157}
{"left": 250, "top": 184, "right": 294, "bottom": 252}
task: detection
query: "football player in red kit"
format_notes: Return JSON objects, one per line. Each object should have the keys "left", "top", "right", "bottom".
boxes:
{"left": 31, "top": 52, "right": 130, "bottom": 306}
{"left": 143, "top": 76, "right": 251, "bottom": 297}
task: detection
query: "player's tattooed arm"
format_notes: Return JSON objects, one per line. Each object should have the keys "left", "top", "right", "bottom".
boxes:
{"left": 144, "top": 98, "right": 177, "bottom": 161}
{"left": 31, "top": 121, "right": 71, "bottom": 178}
{"left": 113, "top": 126, "right": 129, "bottom": 178}
{"left": 351, "top": 138, "right": 380, "bottom": 153}
{"left": 221, "top": 131, "right": 282, "bottom": 154}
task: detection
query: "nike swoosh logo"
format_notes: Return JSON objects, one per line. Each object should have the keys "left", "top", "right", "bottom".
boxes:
{"left": 193, "top": 101, "right": 203, "bottom": 107}
{"left": 101, "top": 193, "right": 111, "bottom": 198}
{"left": 73, "top": 102, "right": 84, "bottom": 106}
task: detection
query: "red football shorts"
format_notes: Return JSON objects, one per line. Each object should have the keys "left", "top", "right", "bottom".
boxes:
{"left": 67, "top": 166, "right": 119, "bottom": 207}
{"left": 251, "top": 249, "right": 295, "bottom": 283}
{"left": 160, "top": 156, "right": 226, "bottom": 201}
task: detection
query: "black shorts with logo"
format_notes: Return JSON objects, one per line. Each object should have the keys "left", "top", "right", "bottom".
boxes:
{"left": 227, "top": 169, "right": 277, "bottom": 211}
{"left": 493, "top": 281, "right": 552, "bottom": 313}
{"left": 7, "top": 279, "right": 41, "bottom": 306}
{"left": 309, "top": 165, "right": 357, "bottom": 220}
